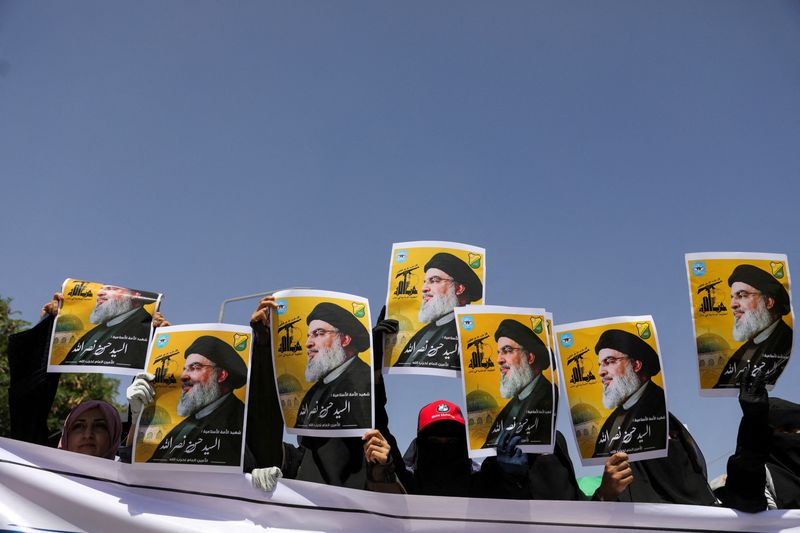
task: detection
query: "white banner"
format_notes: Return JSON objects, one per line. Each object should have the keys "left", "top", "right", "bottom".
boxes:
{"left": 1, "top": 437, "right": 799, "bottom": 533}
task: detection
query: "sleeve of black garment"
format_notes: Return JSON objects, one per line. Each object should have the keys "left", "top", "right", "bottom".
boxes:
{"left": 371, "top": 309, "right": 412, "bottom": 490}
{"left": 245, "top": 320, "right": 284, "bottom": 469}
{"left": 721, "top": 416, "right": 769, "bottom": 512}
{"left": 7, "top": 315, "right": 60, "bottom": 445}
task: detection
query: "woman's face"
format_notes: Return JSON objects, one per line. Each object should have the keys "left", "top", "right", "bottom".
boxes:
{"left": 66, "top": 407, "right": 111, "bottom": 457}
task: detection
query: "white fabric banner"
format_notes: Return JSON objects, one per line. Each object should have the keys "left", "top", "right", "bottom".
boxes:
{"left": 2, "top": 437, "right": 799, "bottom": 533}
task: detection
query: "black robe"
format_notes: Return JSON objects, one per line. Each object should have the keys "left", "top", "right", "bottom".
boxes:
{"left": 394, "top": 315, "right": 459, "bottom": 371}
{"left": 483, "top": 375, "right": 554, "bottom": 448}
{"left": 593, "top": 380, "right": 667, "bottom": 458}
{"left": 295, "top": 357, "right": 371, "bottom": 430}
{"left": 61, "top": 306, "right": 154, "bottom": 368}
{"left": 149, "top": 393, "right": 245, "bottom": 466}
{"left": 714, "top": 319, "right": 792, "bottom": 388}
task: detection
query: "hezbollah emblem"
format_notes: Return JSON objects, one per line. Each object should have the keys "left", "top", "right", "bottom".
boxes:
{"left": 771, "top": 261, "right": 785, "bottom": 279}
{"left": 531, "top": 316, "right": 544, "bottom": 334}
{"left": 468, "top": 253, "right": 482, "bottom": 269}
{"left": 352, "top": 302, "right": 366, "bottom": 318}
{"left": 635, "top": 322, "right": 651, "bottom": 340}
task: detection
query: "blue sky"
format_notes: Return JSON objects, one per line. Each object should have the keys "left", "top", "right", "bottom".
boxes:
{"left": 1, "top": 1, "right": 799, "bottom": 480}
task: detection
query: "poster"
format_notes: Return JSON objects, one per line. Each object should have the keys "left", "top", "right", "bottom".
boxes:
{"left": 132, "top": 323, "right": 252, "bottom": 472}
{"left": 686, "top": 253, "right": 794, "bottom": 396}
{"left": 384, "top": 241, "right": 486, "bottom": 378}
{"left": 554, "top": 316, "right": 668, "bottom": 466}
{"left": 271, "top": 289, "right": 374, "bottom": 437}
{"left": 48, "top": 278, "right": 162, "bottom": 375}
{"left": 456, "top": 305, "right": 555, "bottom": 458}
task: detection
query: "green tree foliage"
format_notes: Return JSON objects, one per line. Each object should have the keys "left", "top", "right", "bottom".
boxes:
{"left": 0, "top": 295, "right": 123, "bottom": 439}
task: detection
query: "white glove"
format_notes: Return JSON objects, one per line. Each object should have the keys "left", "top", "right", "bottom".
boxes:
{"left": 251, "top": 467, "right": 283, "bottom": 492}
{"left": 126, "top": 373, "right": 155, "bottom": 419}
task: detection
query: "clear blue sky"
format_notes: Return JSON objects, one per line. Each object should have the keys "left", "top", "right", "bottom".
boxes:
{"left": 1, "top": 1, "right": 799, "bottom": 481}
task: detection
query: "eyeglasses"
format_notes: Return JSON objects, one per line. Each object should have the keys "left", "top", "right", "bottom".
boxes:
{"left": 498, "top": 346, "right": 525, "bottom": 355}
{"left": 183, "top": 363, "right": 217, "bottom": 373}
{"left": 307, "top": 328, "right": 340, "bottom": 339}
{"left": 599, "top": 356, "right": 629, "bottom": 368}
{"left": 423, "top": 276, "right": 456, "bottom": 285}
{"left": 730, "top": 290, "right": 762, "bottom": 302}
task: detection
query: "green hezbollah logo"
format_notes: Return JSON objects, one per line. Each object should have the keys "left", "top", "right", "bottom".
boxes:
{"left": 771, "top": 261, "right": 785, "bottom": 279}
{"left": 530, "top": 316, "right": 544, "bottom": 334}
{"left": 635, "top": 322, "right": 651, "bottom": 340}
{"left": 234, "top": 333, "right": 249, "bottom": 351}
{"left": 468, "top": 253, "right": 482, "bottom": 269}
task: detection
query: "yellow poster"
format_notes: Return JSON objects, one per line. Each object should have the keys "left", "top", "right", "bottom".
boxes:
{"left": 48, "top": 278, "right": 161, "bottom": 376}
{"left": 271, "top": 289, "right": 374, "bottom": 437}
{"left": 384, "top": 241, "right": 486, "bottom": 378}
{"left": 554, "top": 316, "right": 667, "bottom": 467}
{"left": 132, "top": 323, "right": 252, "bottom": 472}
{"left": 456, "top": 305, "right": 555, "bottom": 458}
{"left": 686, "top": 252, "right": 793, "bottom": 396}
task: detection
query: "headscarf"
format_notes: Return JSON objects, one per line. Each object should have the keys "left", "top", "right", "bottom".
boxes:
{"left": 57, "top": 400, "right": 122, "bottom": 460}
{"left": 767, "top": 398, "right": 800, "bottom": 508}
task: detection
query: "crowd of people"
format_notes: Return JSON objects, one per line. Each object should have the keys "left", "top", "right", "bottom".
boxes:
{"left": 5, "top": 284, "right": 799, "bottom": 512}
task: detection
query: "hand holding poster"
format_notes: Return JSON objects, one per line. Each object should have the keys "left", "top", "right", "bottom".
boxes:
{"left": 554, "top": 316, "right": 668, "bottom": 466}
{"left": 456, "top": 305, "right": 555, "bottom": 457}
{"left": 132, "top": 324, "right": 252, "bottom": 472}
{"left": 48, "top": 278, "right": 162, "bottom": 375}
{"left": 384, "top": 241, "right": 486, "bottom": 378}
{"left": 685, "top": 253, "right": 794, "bottom": 395}
{"left": 271, "top": 289, "right": 374, "bottom": 437}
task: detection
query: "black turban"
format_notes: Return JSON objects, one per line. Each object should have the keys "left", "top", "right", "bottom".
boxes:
{"left": 595, "top": 329, "right": 660, "bottom": 376}
{"left": 494, "top": 319, "right": 550, "bottom": 371}
{"left": 424, "top": 252, "right": 483, "bottom": 302}
{"left": 185, "top": 335, "right": 248, "bottom": 389}
{"left": 728, "top": 264, "right": 791, "bottom": 316}
{"left": 307, "top": 302, "right": 370, "bottom": 354}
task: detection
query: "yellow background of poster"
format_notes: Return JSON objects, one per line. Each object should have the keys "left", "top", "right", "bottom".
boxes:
{"left": 546, "top": 317, "right": 559, "bottom": 389}
{"left": 686, "top": 256, "right": 793, "bottom": 389}
{"left": 271, "top": 294, "right": 372, "bottom": 428}
{"left": 50, "top": 278, "right": 159, "bottom": 365}
{"left": 385, "top": 244, "right": 485, "bottom": 368}
{"left": 133, "top": 328, "right": 251, "bottom": 463}
{"left": 459, "top": 311, "right": 551, "bottom": 452}
{"left": 558, "top": 320, "right": 664, "bottom": 461}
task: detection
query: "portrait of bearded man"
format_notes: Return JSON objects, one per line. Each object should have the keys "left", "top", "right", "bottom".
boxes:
{"left": 482, "top": 319, "right": 554, "bottom": 448}
{"left": 295, "top": 302, "right": 372, "bottom": 430}
{"left": 395, "top": 253, "right": 483, "bottom": 370}
{"left": 714, "top": 264, "right": 793, "bottom": 388}
{"left": 62, "top": 285, "right": 158, "bottom": 368}
{"left": 593, "top": 329, "right": 667, "bottom": 458}
{"left": 149, "top": 335, "right": 248, "bottom": 465}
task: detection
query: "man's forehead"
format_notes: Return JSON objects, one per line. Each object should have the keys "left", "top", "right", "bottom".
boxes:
{"left": 497, "top": 336, "right": 522, "bottom": 349}
{"left": 308, "top": 319, "right": 334, "bottom": 330}
{"left": 598, "top": 347, "right": 627, "bottom": 359}
{"left": 185, "top": 353, "right": 214, "bottom": 365}
{"left": 731, "top": 281, "right": 758, "bottom": 293}
{"left": 425, "top": 267, "right": 450, "bottom": 278}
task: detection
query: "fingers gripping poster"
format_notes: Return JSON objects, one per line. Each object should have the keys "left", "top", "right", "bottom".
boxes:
{"left": 554, "top": 316, "right": 668, "bottom": 467}
{"left": 686, "top": 253, "right": 794, "bottom": 396}
{"left": 455, "top": 306, "right": 556, "bottom": 458}
{"left": 384, "top": 241, "right": 486, "bottom": 378}
{"left": 48, "top": 278, "right": 162, "bottom": 375}
{"left": 133, "top": 324, "right": 252, "bottom": 472}
{"left": 271, "top": 289, "right": 374, "bottom": 438}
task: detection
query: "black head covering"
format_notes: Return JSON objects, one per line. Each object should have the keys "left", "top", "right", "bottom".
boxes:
{"left": 595, "top": 329, "right": 660, "bottom": 376}
{"left": 728, "top": 264, "right": 791, "bottom": 316}
{"left": 307, "top": 302, "right": 370, "bottom": 353}
{"left": 494, "top": 319, "right": 550, "bottom": 371}
{"left": 767, "top": 398, "right": 800, "bottom": 504}
{"left": 424, "top": 252, "right": 483, "bottom": 302}
{"left": 185, "top": 335, "right": 248, "bottom": 389}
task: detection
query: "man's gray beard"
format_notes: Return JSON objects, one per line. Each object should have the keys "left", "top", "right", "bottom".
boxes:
{"left": 418, "top": 285, "right": 459, "bottom": 324}
{"left": 305, "top": 336, "right": 348, "bottom": 382}
{"left": 732, "top": 297, "right": 774, "bottom": 342}
{"left": 89, "top": 297, "right": 136, "bottom": 325}
{"left": 177, "top": 371, "right": 224, "bottom": 417}
{"left": 602, "top": 362, "right": 642, "bottom": 409}
{"left": 500, "top": 360, "right": 534, "bottom": 399}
